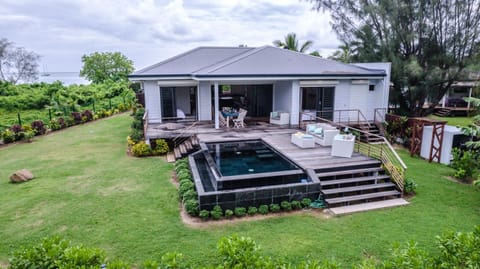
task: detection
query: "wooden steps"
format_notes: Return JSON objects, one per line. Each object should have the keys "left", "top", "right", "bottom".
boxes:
{"left": 434, "top": 108, "right": 451, "bottom": 117}
{"left": 320, "top": 175, "right": 390, "bottom": 187}
{"left": 322, "top": 182, "right": 396, "bottom": 195}
{"left": 167, "top": 135, "right": 200, "bottom": 162}
{"left": 325, "top": 198, "right": 409, "bottom": 216}
{"left": 325, "top": 190, "right": 401, "bottom": 205}
{"left": 318, "top": 160, "right": 403, "bottom": 210}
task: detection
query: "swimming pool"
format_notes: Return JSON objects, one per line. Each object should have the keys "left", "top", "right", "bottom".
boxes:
{"left": 189, "top": 139, "right": 321, "bottom": 210}
{"left": 206, "top": 140, "right": 299, "bottom": 176}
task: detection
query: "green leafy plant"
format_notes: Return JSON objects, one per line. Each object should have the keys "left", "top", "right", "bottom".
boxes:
{"left": 404, "top": 177, "right": 418, "bottom": 195}
{"left": 210, "top": 205, "right": 223, "bottom": 220}
{"left": 225, "top": 209, "right": 234, "bottom": 219}
{"left": 1, "top": 129, "right": 15, "bottom": 143}
{"left": 8, "top": 237, "right": 105, "bottom": 268}
{"left": 199, "top": 210, "right": 210, "bottom": 220}
{"left": 152, "top": 139, "right": 169, "bottom": 155}
{"left": 178, "top": 181, "right": 195, "bottom": 200}
{"left": 131, "top": 141, "right": 152, "bottom": 157}
{"left": 450, "top": 148, "right": 477, "bottom": 181}
{"left": 234, "top": 207, "right": 247, "bottom": 217}
{"left": 184, "top": 199, "right": 198, "bottom": 216}
{"left": 269, "top": 204, "right": 281, "bottom": 213}
{"left": 291, "top": 200, "right": 302, "bottom": 210}
{"left": 182, "top": 189, "right": 197, "bottom": 202}
{"left": 301, "top": 198, "right": 312, "bottom": 208}
{"left": 280, "top": 201, "right": 292, "bottom": 211}
{"left": 258, "top": 205, "right": 269, "bottom": 214}
{"left": 247, "top": 206, "right": 258, "bottom": 215}
{"left": 217, "top": 235, "right": 262, "bottom": 269}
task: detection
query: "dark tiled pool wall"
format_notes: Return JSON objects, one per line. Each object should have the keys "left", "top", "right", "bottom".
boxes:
{"left": 198, "top": 182, "right": 321, "bottom": 211}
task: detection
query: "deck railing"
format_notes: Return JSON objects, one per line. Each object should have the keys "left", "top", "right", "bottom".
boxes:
{"left": 172, "top": 121, "right": 199, "bottom": 148}
{"left": 333, "top": 109, "right": 371, "bottom": 127}
{"left": 300, "top": 111, "right": 407, "bottom": 192}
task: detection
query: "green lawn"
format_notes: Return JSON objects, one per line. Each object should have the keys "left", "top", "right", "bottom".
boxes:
{"left": 1, "top": 114, "right": 479, "bottom": 267}
{"left": 427, "top": 114, "right": 473, "bottom": 127}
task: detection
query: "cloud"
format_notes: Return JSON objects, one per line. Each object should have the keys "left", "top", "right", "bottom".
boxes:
{"left": 0, "top": 0, "right": 340, "bottom": 71}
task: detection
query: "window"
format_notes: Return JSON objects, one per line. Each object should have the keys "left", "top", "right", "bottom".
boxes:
{"left": 369, "top": 85, "right": 375, "bottom": 91}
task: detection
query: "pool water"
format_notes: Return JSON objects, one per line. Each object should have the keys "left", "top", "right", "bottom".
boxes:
{"left": 206, "top": 140, "right": 299, "bottom": 176}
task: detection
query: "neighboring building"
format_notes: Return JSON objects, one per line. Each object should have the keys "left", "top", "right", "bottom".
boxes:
{"left": 129, "top": 45, "right": 391, "bottom": 129}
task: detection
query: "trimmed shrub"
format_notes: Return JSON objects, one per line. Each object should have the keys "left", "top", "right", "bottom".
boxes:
{"left": 182, "top": 189, "right": 198, "bottom": 202}
{"left": 10, "top": 124, "right": 24, "bottom": 141}
{"left": 210, "top": 205, "right": 223, "bottom": 220}
{"left": 131, "top": 141, "right": 152, "bottom": 157}
{"left": 280, "top": 201, "right": 292, "bottom": 211}
{"left": 23, "top": 130, "right": 35, "bottom": 142}
{"left": 199, "top": 210, "right": 210, "bottom": 220}
{"left": 130, "top": 129, "right": 144, "bottom": 143}
{"left": 301, "top": 198, "right": 312, "bottom": 208}
{"left": 8, "top": 237, "right": 105, "bottom": 268}
{"left": 225, "top": 209, "right": 234, "bottom": 219}
{"left": 247, "top": 206, "right": 258, "bottom": 215}
{"left": 57, "top": 117, "right": 67, "bottom": 128}
{"left": 258, "top": 205, "right": 269, "bottom": 214}
{"left": 31, "top": 120, "right": 46, "bottom": 135}
{"left": 234, "top": 207, "right": 247, "bottom": 217}
{"left": 179, "top": 181, "right": 195, "bottom": 199}
{"left": 49, "top": 119, "right": 61, "bottom": 131}
{"left": 1, "top": 129, "right": 15, "bottom": 143}
{"left": 82, "top": 110, "right": 93, "bottom": 121}
{"left": 184, "top": 199, "right": 199, "bottom": 216}
{"left": 131, "top": 119, "right": 143, "bottom": 130}
{"left": 291, "top": 200, "right": 302, "bottom": 210}
{"left": 269, "top": 204, "right": 281, "bottom": 213}
{"left": 71, "top": 112, "right": 82, "bottom": 124}
{"left": 177, "top": 171, "right": 192, "bottom": 181}
{"left": 152, "top": 139, "right": 169, "bottom": 155}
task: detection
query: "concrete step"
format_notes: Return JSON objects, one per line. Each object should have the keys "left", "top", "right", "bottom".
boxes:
{"left": 166, "top": 152, "right": 176, "bottom": 163}
{"left": 322, "top": 182, "right": 396, "bottom": 195}
{"left": 325, "top": 198, "right": 409, "bottom": 216}
{"left": 325, "top": 190, "right": 401, "bottom": 205}
{"left": 179, "top": 144, "right": 187, "bottom": 154}
{"left": 321, "top": 175, "right": 391, "bottom": 187}
{"left": 314, "top": 159, "right": 382, "bottom": 174}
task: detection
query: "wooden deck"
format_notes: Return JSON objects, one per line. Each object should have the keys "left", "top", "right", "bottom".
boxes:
{"left": 196, "top": 130, "right": 374, "bottom": 172}
{"left": 262, "top": 134, "right": 373, "bottom": 171}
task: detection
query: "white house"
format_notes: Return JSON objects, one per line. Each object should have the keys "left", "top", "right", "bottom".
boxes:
{"left": 129, "top": 45, "right": 391, "bottom": 129}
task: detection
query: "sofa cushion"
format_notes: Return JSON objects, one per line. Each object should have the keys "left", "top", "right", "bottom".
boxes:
{"left": 314, "top": 127, "right": 324, "bottom": 135}
{"left": 306, "top": 124, "right": 317, "bottom": 133}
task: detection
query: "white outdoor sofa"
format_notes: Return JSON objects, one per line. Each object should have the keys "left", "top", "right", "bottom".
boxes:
{"left": 306, "top": 123, "right": 340, "bottom": 146}
{"left": 270, "top": 111, "right": 290, "bottom": 125}
{"left": 331, "top": 134, "right": 355, "bottom": 158}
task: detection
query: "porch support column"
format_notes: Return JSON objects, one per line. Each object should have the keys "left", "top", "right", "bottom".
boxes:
{"left": 467, "top": 87, "right": 472, "bottom": 109}
{"left": 214, "top": 81, "right": 220, "bottom": 129}
{"left": 290, "top": 80, "right": 300, "bottom": 127}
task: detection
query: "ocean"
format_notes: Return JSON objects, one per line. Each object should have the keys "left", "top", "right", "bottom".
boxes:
{"left": 37, "top": 72, "right": 90, "bottom": 85}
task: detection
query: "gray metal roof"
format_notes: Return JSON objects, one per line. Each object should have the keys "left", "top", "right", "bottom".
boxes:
{"left": 130, "top": 45, "right": 386, "bottom": 79}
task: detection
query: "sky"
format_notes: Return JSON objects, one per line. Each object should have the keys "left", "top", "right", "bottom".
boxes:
{"left": 0, "top": 0, "right": 340, "bottom": 72}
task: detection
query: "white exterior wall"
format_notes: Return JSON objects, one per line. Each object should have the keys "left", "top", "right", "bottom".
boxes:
{"left": 273, "top": 81, "right": 292, "bottom": 112}
{"left": 143, "top": 81, "right": 161, "bottom": 123}
{"left": 333, "top": 80, "right": 351, "bottom": 113}
{"left": 198, "top": 81, "right": 212, "bottom": 121}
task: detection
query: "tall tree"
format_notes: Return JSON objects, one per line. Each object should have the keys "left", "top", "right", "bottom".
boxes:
{"left": 312, "top": 0, "right": 480, "bottom": 116}
{"left": 80, "top": 52, "right": 134, "bottom": 84}
{"left": 0, "top": 38, "right": 40, "bottom": 84}
{"left": 329, "top": 44, "right": 353, "bottom": 63}
{"left": 273, "top": 33, "right": 314, "bottom": 53}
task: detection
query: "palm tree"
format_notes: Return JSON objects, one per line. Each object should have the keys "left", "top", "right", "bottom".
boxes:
{"left": 273, "top": 33, "right": 313, "bottom": 53}
{"left": 329, "top": 44, "right": 353, "bottom": 63}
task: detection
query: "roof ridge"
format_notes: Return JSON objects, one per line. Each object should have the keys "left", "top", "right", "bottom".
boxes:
{"left": 196, "top": 46, "right": 270, "bottom": 74}
{"left": 190, "top": 47, "right": 256, "bottom": 73}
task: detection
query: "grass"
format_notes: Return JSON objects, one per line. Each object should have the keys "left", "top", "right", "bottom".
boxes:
{"left": 1, "top": 114, "right": 480, "bottom": 267}
{"left": 427, "top": 114, "right": 474, "bottom": 127}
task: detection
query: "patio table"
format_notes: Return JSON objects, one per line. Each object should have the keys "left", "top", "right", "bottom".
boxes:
{"left": 221, "top": 111, "right": 239, "bottom": 128}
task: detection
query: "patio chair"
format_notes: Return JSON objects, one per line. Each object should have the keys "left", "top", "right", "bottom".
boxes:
{"left": 233, "top": 109, "right": 247, "bottom": 128}
{"left": 219, "top": 111, "right": 228, "bottom": 127}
